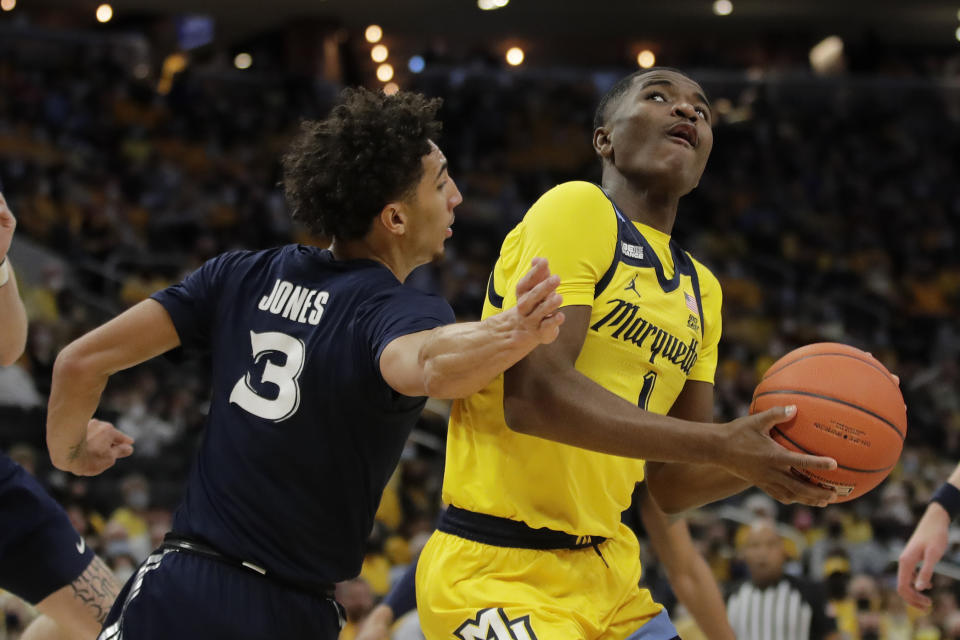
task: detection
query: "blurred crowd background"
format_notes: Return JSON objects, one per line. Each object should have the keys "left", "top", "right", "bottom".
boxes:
{"left": 2, "top": 2, "right": 960, "bottom": 639}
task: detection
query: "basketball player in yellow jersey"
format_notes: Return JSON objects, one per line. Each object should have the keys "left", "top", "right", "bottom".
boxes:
{"left": 417, "top": 68, "right": 839, "bottom": 640}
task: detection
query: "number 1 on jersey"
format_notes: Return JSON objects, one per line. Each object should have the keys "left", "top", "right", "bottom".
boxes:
{"left": 637, "top": 371, "right": 657, "bottom": 410}
{"left": 229, "top": 330, "right": 306, "bottom": 422}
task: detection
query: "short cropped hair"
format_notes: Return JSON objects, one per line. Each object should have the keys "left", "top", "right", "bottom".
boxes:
{"left": 282, "top": 88, "right": 442, "bottom": 241}
{"left": 592, "top": 66, "right": 691, "bottom": 131}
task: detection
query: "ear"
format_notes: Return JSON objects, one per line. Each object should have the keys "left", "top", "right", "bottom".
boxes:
{"left": 593, "top": 127, "right": 613, "bottom": 161}
{"left": 377, "top": 203, "right": 408, "bottom": 237}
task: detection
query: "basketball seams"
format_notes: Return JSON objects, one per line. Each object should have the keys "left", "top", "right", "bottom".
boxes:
{"left": 762, "top": 352, "right": 900, "bottom": 395}
{"left": 754, "top": 390, "right": 905, "bottom": 441}
{"left": 771, "top": 426, "right": 895, "bottom": 474}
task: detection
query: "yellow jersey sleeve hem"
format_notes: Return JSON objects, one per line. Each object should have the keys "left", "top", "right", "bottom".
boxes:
{"left": 501, "top": 181, "right": 618, "bottom": 310}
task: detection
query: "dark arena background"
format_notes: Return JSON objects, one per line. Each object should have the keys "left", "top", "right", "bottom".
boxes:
{"left": 2, "top": 1, "right": 960, "bottom": 638}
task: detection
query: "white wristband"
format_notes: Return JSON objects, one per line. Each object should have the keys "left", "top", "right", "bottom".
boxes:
{"left": 0, "top": 258, "right": 9, "bottom": 288}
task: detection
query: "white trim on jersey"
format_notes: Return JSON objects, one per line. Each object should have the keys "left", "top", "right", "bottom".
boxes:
{"left": 98, "top": 549, "right": 173, "bottom": 640}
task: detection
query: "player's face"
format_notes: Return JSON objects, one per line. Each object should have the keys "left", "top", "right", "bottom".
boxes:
{"left": 600, "top": 70, "right": 713, "bottom": 194}
{"left": 742, "top": 524, "right": 786, "bottom": 585}
{"left": 404, "top": 141, "right": 462, "bottom": 262}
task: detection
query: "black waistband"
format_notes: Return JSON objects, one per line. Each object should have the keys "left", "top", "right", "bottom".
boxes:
{"left": 162, "top": 533, "right": 336, "bottom": 600}
{"left": 438, "top": 506, "right": 607, "bottom": 550}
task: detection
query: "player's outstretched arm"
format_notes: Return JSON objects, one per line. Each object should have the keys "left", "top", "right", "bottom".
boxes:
{"left": 636, "top": 484, "right": 735, "bottom": 640}
{"left": 897, "top": 460, "right": 960, "bottom": 609}
{"left": 502, "top": 306, "right": 836, "bottom": 509}
{"left": 379, "top": 257, "right": 564, "bottom": 399}
{"left": 47, "top": 299, "right": 180, "bottom": 475}
{"left": 646, "top": 381, "right": 836, "bottom": 512}
{"left": 0, "top": 191, "right": 27, "bottom": 366}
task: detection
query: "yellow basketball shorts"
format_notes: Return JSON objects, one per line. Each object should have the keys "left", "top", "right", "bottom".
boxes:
{"left": 416, "top": 523, "right": 678, "bottom": 640}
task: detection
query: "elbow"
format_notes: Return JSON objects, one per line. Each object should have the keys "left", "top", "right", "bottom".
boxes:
{"left": 646, "top": 478, "right": 687, "bottom": 516}
{"left": 419, "top": 352, "right": 471, "bottom": 400}
{"left": 502, "top": 380, "right": 551, "bottom": 436}
{"left": 52, "top": 342, "right": 91, "bottom": 387}
{"left": 421, "top": 359, "right": 446, "bottom": 398}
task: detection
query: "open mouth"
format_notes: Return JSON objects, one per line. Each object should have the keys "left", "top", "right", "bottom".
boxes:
{"left": 666, "top": 122, "right": 698, "bottom": 148}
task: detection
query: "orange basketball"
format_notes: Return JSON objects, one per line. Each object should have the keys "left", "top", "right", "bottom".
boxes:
{"left": 750, "top": 342, "right": 907, "bottom": 502}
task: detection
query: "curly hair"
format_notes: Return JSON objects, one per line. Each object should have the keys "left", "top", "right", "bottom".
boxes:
{"left": 282, "top": 88, "right": 443, "bottom": 241}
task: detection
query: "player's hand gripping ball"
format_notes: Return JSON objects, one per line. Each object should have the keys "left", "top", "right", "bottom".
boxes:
{"left": 750, "top": 343, "right": 906, "bottom": 502}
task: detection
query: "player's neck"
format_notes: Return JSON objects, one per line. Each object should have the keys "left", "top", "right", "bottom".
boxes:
{"left": 602, "top": 173, "right": 679, "bottom": 235}
{"left": 330, "top": 238, "right": 414, "bottom": 282}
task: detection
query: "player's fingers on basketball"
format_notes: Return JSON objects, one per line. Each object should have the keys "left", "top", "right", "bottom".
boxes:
{"left": 515, "top": 258, "right": 549, "bottom": 297}
{"left": 752, "top": 405, "right": 797, "bottom": 433}
{"left": 786, "top": 450, "right": 837, "bottom": 472}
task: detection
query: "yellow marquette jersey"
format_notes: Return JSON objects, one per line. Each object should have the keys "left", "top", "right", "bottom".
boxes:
{"left": 442, "top": 181, "right": 722, "bottom": 538}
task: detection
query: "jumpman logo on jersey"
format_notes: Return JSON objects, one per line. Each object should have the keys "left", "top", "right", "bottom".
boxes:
{"left": 624, "top": 276, "right": 642, "bottom": 300}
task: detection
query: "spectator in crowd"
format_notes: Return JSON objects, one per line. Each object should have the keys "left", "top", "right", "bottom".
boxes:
{"left": 727, "top": 519, "right": 839, "bottom": 640}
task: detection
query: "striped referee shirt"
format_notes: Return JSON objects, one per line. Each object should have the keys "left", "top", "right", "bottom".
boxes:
{"left": 727, "top": 574, "right": 837, "bottom": 640}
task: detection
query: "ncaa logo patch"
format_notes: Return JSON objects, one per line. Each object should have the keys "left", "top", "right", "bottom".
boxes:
{"left": 454, "top": 608, "right": 539, "bottom": 640}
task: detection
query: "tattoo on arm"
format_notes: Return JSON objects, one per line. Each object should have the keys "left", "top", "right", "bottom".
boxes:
{"left": 66, "top": 438, "right": 86, "bottom": 463}
{"left": 70, "top": 555, "right": 120, "bottom": 624}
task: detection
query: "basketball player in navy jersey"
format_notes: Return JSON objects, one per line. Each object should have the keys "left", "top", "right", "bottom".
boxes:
{"left": 45, "top": 88, "right": 565, "bottom": 640}
{"left": 0, "top": 191, "right": 121, "bottom": 640}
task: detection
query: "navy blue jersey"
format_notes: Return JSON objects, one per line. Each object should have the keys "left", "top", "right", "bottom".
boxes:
{"left": 150, "top": 245, "right": 454, "bottom": 588}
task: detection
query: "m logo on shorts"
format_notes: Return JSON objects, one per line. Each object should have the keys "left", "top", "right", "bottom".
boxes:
{"left": 454, "top": 608, "right": 539, "bottom": 640}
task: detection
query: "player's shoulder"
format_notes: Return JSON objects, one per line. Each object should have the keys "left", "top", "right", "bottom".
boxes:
{"left": 358, "top": 284, "right": 455, "bottom": 324}
{"left": 203, "top": 245, "right": 287, "bottom": 271}
{"left": 530, "top": 181, "right": 611, "bottom": 212}
{"left": 521, "top": 181, "right": 617, "bottom": 241}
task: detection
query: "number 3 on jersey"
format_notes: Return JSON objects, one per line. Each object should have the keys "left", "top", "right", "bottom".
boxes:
{"left": 229, "top": 330, "right": 306, "bottom": 421}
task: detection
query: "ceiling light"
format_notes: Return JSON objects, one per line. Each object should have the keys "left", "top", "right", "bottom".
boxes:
{"left": 713, "top": 0, "right": 733, "bottom": 16}
{"left": 506, "top": 47, "right": 524, "bottom": 66}
{"left": 365, "top": 25, "right": 382, "bottom": 43}
{"left": 371, "top": 44, "right": 388, "bottom": 63}
{"left": 96, "top": 3, "right": 113, "bottom": 22}
{"left": 376, "top": 63, "right": 394, "bottom": 82}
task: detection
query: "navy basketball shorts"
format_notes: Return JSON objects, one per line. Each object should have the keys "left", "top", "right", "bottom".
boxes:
{"left": 0, "top": 454, "right": 94, "bottom": 604}
{"left": 99, "top": 548, "right": 345, "bottom": 640}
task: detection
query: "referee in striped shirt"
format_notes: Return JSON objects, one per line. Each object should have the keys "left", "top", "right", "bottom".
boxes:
{"left": 727, "top": 519, "right": 839, "bottom": 640}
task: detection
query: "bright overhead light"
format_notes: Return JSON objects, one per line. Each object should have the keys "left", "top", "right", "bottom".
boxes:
{"left": 376, "top": 63, "right": 394, "bottom": 82}
{"left": 96, "top": 3, "right": 113, "bottom": 22}
{"left": 408, "top": 55, "right": 425, "bottom": 73}
{"left": 956, "top": 25, "right": 960, "bottom": 41}
{"left": 384, "top": 82, "right": 399, "bottom": 96}
{"left": 505, "top": 47, "right": 524, "bottom": 66}
{"left": 713, "top": 0, "right": 733, "bottom": 16}
{"left": 0, "top": 0, "right": 15, "bottom": 11}
{"left": 637, "top": 50, "right": 656, "bottom": 69}
{"left": 365, "top": 25, "right": 382, "bottom": 43}
{"left": 234, "top": 53, "right": 253, "bottom": 70}
{"left": 809, "top": 35, "right": 844, "bottom": 75}
{"left": 371, "top": 44, "right": 389, "bottom": 63}
{"left": 494, "top": 0, "right": 510, "bottom": 6}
